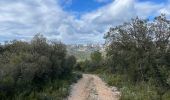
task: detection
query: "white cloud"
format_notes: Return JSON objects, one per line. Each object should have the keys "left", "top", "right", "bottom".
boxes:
{"left": 0, "top": 0, "right": 71, "bottom": 42}
{"left": 135, "top": 1, "right": 164, "bottom": 18}
{"left": 158, "top": 1, "right": 170, "bottom": 16}
{"left": 0, "top": 0, "right": 169, "bottom": 44}
{"left": 83, "top": 0, "right": 135, "bottom": 24}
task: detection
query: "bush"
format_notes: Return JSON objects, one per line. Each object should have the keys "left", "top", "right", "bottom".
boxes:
{"left": 100, "top": 73, "right": 124, "bottom": 87}
{"left": 104, "top": 15, "right": 170, "bottom": 99}
{"left": 0, "top": 34, "right": 77, "bottom": 99}
{"left": 120, "top": 83, "right": 159, "bottom": 100}
{"left": 78, "top": 51, "right": 104, "bottom": 72}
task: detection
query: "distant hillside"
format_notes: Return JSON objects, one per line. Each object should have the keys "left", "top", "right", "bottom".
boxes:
{"left": 67, "top": 44, "right": 104, "bottom": 61}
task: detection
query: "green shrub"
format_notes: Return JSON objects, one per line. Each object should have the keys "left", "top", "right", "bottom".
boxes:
{"left": 120, "top": 83, "right": 159, "bottom": 100}
{"left": 99, "top": 73, "right": 167, "bottom": 100}
{"left": 100, "top": 73, "right": 123, "bottom": 87}
{"left": 162, "top": 90, "right": 170, "bottom": 100}
{"left": 0, "top": 34, "right": 78, "bottom": 99}
{"left": 103, "top": 15, "right": 170, "bottom": 99}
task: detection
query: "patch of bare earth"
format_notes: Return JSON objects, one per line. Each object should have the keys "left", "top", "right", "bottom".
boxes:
{"left": 67, "top": 74, "right": 120, "bottom": 100}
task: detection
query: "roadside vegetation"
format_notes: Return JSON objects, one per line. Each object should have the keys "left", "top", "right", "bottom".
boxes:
{"left": 0, "top": 14, "right": 169, "bottom": 100}
{"left": 77, "top": 14, "right": 170, "bottom": 100}
{"left": 0, "top": 34, "right": 81, "bottom": 100}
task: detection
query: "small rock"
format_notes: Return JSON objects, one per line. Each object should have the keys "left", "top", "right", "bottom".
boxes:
{"left": 111, "top": 86, "right": 118, "bottom": 92}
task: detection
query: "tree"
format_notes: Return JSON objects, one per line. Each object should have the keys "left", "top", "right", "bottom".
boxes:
{"left": 90, "top": 51, "right": 102, "bottom": 63}
{"left": 0, "top": 43, "right": 3, "bottom": 53}
{"left": 104, "top": 15, "right": 170, "bottom": 98}
{"left": 0, "top": 34, "right": 75, "bottom": 99}
{"left": 64, "top": 55, "right": 76, "bottom": 74}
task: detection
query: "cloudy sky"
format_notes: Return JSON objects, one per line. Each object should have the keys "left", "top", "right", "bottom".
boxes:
{"left": 0, "top": 0, "right": 169, "bottom": 44}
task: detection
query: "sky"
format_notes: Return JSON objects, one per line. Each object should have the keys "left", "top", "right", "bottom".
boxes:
{"left": 0, "top": 0, "right": 169, "bottom": 44}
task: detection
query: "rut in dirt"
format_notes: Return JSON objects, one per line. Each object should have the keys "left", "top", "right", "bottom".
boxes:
{"left": 67, "top": 74, "right": 120, "bottom": 100}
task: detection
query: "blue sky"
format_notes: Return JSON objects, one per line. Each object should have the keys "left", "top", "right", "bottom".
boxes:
{"left": 64, "top": 0, "right": 166, "bottom": 13}
{"left": 0, "top": 0, "right": 169, "bottom": 44}
{"left": 63, "top": 0, "right": 112, "bottom": 13}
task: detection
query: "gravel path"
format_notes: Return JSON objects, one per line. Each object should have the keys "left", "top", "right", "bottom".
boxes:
{"left": 67, "top": 74, "right": 120, "bottom": 100}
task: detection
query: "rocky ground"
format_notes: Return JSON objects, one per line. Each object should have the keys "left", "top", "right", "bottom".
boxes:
{"left": 67, "top": 74, "right": 120, "bottom": 100}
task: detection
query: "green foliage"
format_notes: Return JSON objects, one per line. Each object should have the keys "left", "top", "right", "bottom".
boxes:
{"left": 100, "top": 73, "right": 124, "bottom": 87}
{"left": 100, "top": 73, "right": 170, "bottom": 100}
{"left": 104, "top": 14, "right": 170, "bottom": 98}
{"left": 77, "top": 51, "right": 104, "bottom": 72}
{"left": 80, "top": 15, "right": 170, "bottom": 100}
{"left": 120, "top": 83, "right": 159, "bottom": 100}
{"left": 162, "top": 90, "right": 170, "bottom": 100}
{"left": 0, "top": 34, "right": 77, "bottom": 99}
{"left": 90, "top": 50, "right": 102, "bottom": 62}
{"left": 64, "top": 55, "right": 77, "bottom": 75}
{"left": 12, "top": 73, "right": 81, "bottom": 100}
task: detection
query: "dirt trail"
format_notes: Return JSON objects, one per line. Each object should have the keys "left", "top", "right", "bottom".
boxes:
{"left": 67, "top": 74, "right": 120, "bottom": 100}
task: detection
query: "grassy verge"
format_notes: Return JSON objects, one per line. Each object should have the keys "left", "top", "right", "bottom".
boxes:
{"left": 2, "top": 73, "right": 82, "bottom": 100}
{"left": 99, "top": 73, "right": 170, "bottom": 100}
